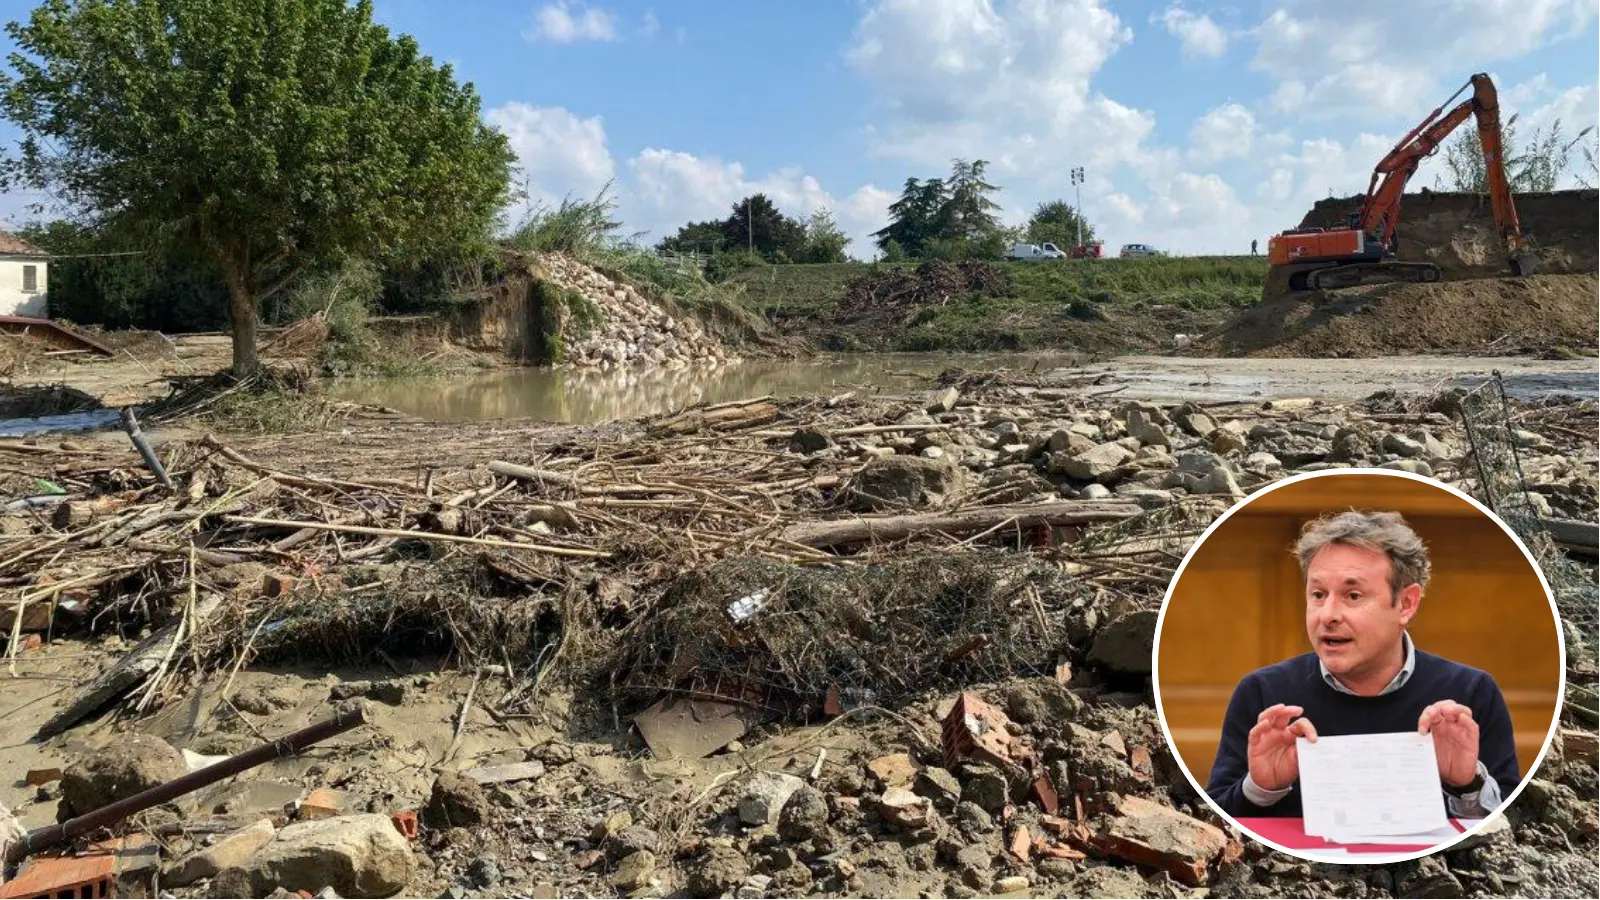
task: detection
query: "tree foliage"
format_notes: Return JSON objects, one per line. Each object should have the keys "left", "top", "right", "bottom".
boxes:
{"left": 0, "top": 0, "right": 513, "bottom": 374}
{"left": 719, "top": 193, "right": 806, "bottom": 261}
{"left": 1439, "top": 113, "right": 1596, "bottom": 193}
{"left": 655, "top": 193, "right": 844, "bottom": 263}
{"left": 796, "top": 208, "right": 849, "bottom": 263}
{"left": 873, "top": 159, "right": 1006, "bottom": 259}
{"left": 1025, "top": 200, "right": 1096, "bottom": 249}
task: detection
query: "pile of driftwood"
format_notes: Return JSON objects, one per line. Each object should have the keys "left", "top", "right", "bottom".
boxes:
{"left": 838, "top": 260, "right": 1011, "bottom": 321}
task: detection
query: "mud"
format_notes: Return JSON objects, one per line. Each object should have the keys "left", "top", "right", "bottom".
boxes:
{"left": 1197, "top": 273, "right": 1599, "bottom": 358}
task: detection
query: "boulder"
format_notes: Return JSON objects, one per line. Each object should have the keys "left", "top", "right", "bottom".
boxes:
{"left": 789, "top": 428, "right": 832, "bottom": 455}
{"left": 61, "top": 734, "right": 188, "bottom": 818}
{"left": 777, "top": 786, "right": 830, "bottom": 843}
{"left": 847, "top": 456, "right": 962, "bottom": 511}
{"left": 165, "top": 819, "right": 277, "bottom": 887}
{"left": 1172, "top": 404, "right": 1217, "bottom": 438}
{"left": 1123, "top": 407, "right": 1169, "bottom": 447}
{"left": 1207, "top": 428, "right": 1248, "bottom": 455}
{"left": 1058, "top": 443, "right": 1135, "bottom": 483}
{"left": 1089, "top": 609, "right": 1158, "bottom": 674}
{"left": 611, "top": 851, "right": 657, "bottom": 892}
{"left": 1381, "top": 433, "right": 1427, "bottom": 458}
{"left": 1380, "top": 459, "right": 1434, "bottom": 476}
{"left": 222, "top": 814, "right": 414, "bottom": 899}
{"left": 738, "top": 772, "right": 806, "bottom": 826}
{"left": 422, "top": 770, "right": 492, "bottom": 829}
{"left": 687, "top": 846, "right": 751, "bottom": 898}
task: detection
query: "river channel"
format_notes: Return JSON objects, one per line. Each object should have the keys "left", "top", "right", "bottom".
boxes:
{"left": 328, "top": 353, "right": 1599, "bottom": 425}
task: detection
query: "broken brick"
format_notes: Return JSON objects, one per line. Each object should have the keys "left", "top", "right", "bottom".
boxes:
{"left": 1129, "top": 745, "right": 1153, "bottom": 781}
{"left": 1008, "top": 826, "right": 1031, "bottom": 863}
{"left": 1089, "top": 795, "right": 1228, "bottom": 887}
{"left": 1099, "top": 731, "right": 1127, "bottom": 758}
{"left": 297, "top": 787, "right": 343, "bottom": 820}
{"left": 390, "top": 809, "right": 419, "bottom": 841}
{"left": 877, "top": 788, "right": 934, "bottom": 831}
{"left": 261, "top": 572, "right": 297, "bottom": 598}
{"left": 941, "top": 693, "right": 1021, "bottom": 771}
{"left": 25, "top": 767, "right": 63, "bottom": 786}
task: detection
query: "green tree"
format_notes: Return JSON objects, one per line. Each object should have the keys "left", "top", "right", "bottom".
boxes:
{"left": 1439, "top": 113, "right": 1595, "bottom": 193}
{"left": 656, "top": 220, "right": 727, "bottom": 255}
{"left": 1, "top": 0, "right": 513, "bottom": 374}
{"left": 797, "top": 207, "right": 849, "bottom": 263}
{"left": 937, "top": 158, "right": 1002, "bottom": 243}
{"left": 721, "top": 193, "right": 806, "bottom": 261}
{"left": 1025, "top": 199, "right": 1096, "bottom": 249}
{"left": 874, "top": 177, "right": 948, "bottom": 257}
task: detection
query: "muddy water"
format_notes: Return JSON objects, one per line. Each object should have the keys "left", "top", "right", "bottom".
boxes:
{"left": 329, "top": 353, "right": 1598, "bottom": 425}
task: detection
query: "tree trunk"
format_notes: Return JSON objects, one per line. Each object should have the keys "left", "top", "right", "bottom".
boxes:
{"left": 223, "top": 265, "right": 259, "bottom": 376}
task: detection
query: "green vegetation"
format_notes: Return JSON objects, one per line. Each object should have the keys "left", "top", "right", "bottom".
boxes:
{"left": 1440, "top": 112, "right": 1596, "bottom": 193}
{"left": 733, "top": 256, "right": 1269, "bottom": 352}
{"left": 1025, "top": 200, "right": 1096, "bottom": 250}
{"left": 654, "top": 193, "right": 851, "bottom": 265}
{"left": 1, "top": 0, "right": 513, "bottom": 375}
{"left": 875, "top": 159, "right": 1009, "bottom": 260}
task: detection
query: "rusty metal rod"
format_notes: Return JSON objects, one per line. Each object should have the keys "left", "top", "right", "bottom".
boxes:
{"left": 7, "top": 703, "right": 368, "bottom": 864}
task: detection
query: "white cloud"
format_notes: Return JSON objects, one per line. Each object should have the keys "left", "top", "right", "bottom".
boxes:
{"left": 1154, "top": 3, "right": 1228, "bottom": 59}
{"left": 1250, "top": 1, "right": 1596, "bottom": 123}
{"left": 1189, "top": 103, "right": 1255, "bottom": 163}
{"left": 846, "top": 0, "right": 1150, "bottom": 175}
{"left": 640, "top": 10, "right": 660, "bottom": 41}
{"left": 525, "top": 2, "right": 619, "bottom": 44}
{"left": 485, "top": 103, "right": 616, "bottom": 219}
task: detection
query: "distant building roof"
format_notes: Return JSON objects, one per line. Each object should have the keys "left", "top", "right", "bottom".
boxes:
{"left": 0, "top": 228, "right": 47, "bottom": 256}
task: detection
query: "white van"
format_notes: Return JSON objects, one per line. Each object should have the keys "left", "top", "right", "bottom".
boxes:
{"left": 1007, "top": 242, "right": 1066, "bottom": 260}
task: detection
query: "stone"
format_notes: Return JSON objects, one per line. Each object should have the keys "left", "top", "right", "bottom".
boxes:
{"left": 1059, "top": 443, "right": 1135, "bottom": 483}
{"left": 1197, "top": 466, "right": 1245, "bottom": 500}
{"left": 1088, "top": 609, "right": 1158, "bottom": 674}
{"left": 788, "top": 428, "right": 831, "bottom": 455}
{"left": 1395, "top": 854, "right": 1463, "bottom": 898}
{"left": 1329, "top": 430, "right": 1374, "bottom": 462}
{"left": 914, "top": 767, "right": 962, "bottom": 809}
{"left": 1453, "top": 811, "right": 1511, "bottom": 850}
{"left": 738, "top": 772, "right": 806, "bottom": 826}
{"left": 327, "top": 680, "right": 405, "bottom": 706}
{"left": 993, "top": 874, "right": 1029, "bottom": 893}
{"left": 1245, "top": 451, "right": 1282, "bottom": 470}
{"left": 61, "top": 733, "right": 188, "bottom": 818}
{"left": 777, "top": 786, "right": 829, "bottom": 843}
{"left": 1077, "top": 483, "right": 1113, "bottom": 500}
{"left": 959, "top": 766, "right": 1009, "bottom": 815}
{"left": 848, "top": 456, "right": 962, "bottom": 511}
{"left": 1088, "top": 795, "right": 1226, "bottom": 887}
{"left": 687, "top": 846, "right": 751, "bottom": 898}
{"left": 1381, "top": 433, "right": 1428, "bottom": 458}
{"left": 1410, "top": 430, "right": 1452, "bottom": 460}
{"left": 867, "top": 752, "right": 918, "bottom": 789}
{"left": 980, "top": 467, "right": 1054, "bottom": 503}
{"left": 1175, "top": 451, "right": 1222, "bottom": 476}
{"left": 920, "top": 446, "right": 947, "bottom": 460}
{"left": 954, "top": 844, "right": 993, "bottom": 888}
{"left": 877, "top": 787, "right": 935, "bottom": 830}
{"left": 1379, "top": 459, "right": 1434, "bottom": 476}
{"left": 165, "top": 819, "right": 277, "bottom": 887}
{"left": 929, "top": 388, "right": 960, "bottom": 414}
{"left": 605, "top": 825, "right": 660, "bottom": 862}
{"left": 1207, "top": 428, "right": 1248, "bottom": 454}
{"left": 1003, "top": 678, "right": 1083, "bottom": 725}
{"left": 1172, "top": 404, "right": 1217, "bottom": 438}
{"left": 465, "top": 854, "right": 500, "bottom": 889}
{"left": 993, "top": 421, "right": 1021, "bottom": 442}
{"left": 611, "top": 851, "right": 657, "bottom": 892}
{"left": 736, "top": 874, "right": 773, "bottom": 898}
{"left": 423, "top": 771, "right": 492, "bottom": 829}
{"left": 1123, "top": 407, "right": 1169, "bottom": 447}
{"left": 1069, "top": 866, "right": 1152, "bottom": 898}
{"left": 228, "top": 814, "right": 414, "bottom": 899}
{"left": 954, "top": 801, "right": 994, "bottom": 835}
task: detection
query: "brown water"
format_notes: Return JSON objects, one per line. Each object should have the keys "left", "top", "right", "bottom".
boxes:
{"left": 328, "top": 353, "right": 1599, "bottom": 425}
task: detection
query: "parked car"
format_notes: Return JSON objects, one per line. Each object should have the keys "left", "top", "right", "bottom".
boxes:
{"left": 1006, "top": 242, "right": 1067, "bottom": 260}
{"left": 1119, "top": 243, "right": 1164, "bottom": 258}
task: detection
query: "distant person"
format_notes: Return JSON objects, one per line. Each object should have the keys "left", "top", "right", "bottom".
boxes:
{"left": 1251, "top": 239, "right": 1258, "bottom": 256}
{"left": 1205, "top": 510, "right": 1518, "bottom": 819}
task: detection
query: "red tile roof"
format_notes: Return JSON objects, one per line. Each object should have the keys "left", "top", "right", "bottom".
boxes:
{"left": 0, "top": 228, "right": 46, "bottom": 256}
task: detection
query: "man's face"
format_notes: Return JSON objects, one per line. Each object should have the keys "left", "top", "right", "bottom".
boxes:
{"left": 1304, "top": 543, "right": 1420, "bottom": 679}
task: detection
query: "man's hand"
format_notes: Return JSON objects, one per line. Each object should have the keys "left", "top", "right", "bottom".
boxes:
{"left": 1418, "top": 700, "right": 1479, "bottom": 787}
{"left": 1248, "top": 704, "right": 1319, "bottom": 792}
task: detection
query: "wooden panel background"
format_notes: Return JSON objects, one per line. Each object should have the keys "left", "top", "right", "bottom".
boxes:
{"left": 1158, "top": 475, "right": 1561, "bottom": 787}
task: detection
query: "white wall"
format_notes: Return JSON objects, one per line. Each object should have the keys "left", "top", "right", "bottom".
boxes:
{"left": 0, "top": 257, "right": 48, "bottom": 317}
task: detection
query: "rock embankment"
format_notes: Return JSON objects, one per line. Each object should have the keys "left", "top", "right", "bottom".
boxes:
{"left": 536, "top": 253, "right": 734, "bottom": 370}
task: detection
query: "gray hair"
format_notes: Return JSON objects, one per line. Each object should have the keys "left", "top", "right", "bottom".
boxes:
{"left": 1294, "top": 510, "right": 1431, "bottom": 599}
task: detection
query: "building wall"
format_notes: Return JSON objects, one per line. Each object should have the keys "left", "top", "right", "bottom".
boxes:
{"left": 1158, "top": 474, "right": 1562, "bottom": 788}
{"left": 0, "top": 257, "right": 49, "bottom": 317}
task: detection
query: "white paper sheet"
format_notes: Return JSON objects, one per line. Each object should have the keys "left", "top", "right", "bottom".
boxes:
{"left": 1297, "top": 731, "right": 1451, "bottom": 842}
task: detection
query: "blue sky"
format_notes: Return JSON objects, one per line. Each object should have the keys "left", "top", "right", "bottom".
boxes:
{"left": 4, "top": 0, "right": 1597, "bottom": 257}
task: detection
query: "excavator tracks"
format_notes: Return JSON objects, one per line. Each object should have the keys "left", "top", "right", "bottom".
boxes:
{"left": 1306, "top": 261, "right": 1443, "bottom": 290}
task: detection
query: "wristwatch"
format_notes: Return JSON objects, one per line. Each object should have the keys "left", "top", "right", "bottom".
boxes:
{"left": 1443, "top": 770, "right": 1485, "bottom": 797}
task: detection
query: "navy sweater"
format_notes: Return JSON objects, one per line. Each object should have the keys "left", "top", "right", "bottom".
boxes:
{"left": 1205, "top": 649, "right": 1520, "bottom": 818}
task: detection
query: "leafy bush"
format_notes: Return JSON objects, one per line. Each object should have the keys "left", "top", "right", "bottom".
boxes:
{"left": 507, "top": 182, "right": 625, "bottom": 256}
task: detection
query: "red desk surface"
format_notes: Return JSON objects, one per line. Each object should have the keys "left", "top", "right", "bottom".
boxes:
{"left": 1236, "top": 817, "right": 1471, "bottom": 855}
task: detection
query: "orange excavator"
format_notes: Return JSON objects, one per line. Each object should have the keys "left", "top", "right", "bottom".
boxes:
{"left": 1267, "top": 73, "right": 1539, "bottom": 292}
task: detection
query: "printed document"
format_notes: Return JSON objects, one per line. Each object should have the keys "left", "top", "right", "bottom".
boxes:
{"left": 1297, "top": 731, "right": 1451, "bottom": 843}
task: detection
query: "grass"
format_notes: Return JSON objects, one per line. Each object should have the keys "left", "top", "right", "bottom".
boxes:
{"left": 731, "top": 256, "right": 1271, "bottom": 352}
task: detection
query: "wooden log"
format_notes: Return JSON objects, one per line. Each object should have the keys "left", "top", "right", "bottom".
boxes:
{"left": 37, "top": 595, "right": 222, "bottom": 738}
{"left": 778, "top": 500, "right": 1142, "bottom": 549}
{"left": 488, "top": 461, "right": 577, "bottom": 490}
{"left": 223, "top": 515, "right": 609, "bottom": 559}
{"left": 652, "top": 402, "right": 779, "bottom": 437}
{"left": 1545, "top": 516, "right": 1598, "bottom": 559}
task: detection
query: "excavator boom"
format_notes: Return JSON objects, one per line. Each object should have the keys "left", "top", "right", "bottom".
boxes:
{"left": 1266, "top": 73, "right": 1536, "bottom": 292}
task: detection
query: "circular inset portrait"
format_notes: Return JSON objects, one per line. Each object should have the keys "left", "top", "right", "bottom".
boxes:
{"left": 1154, "top": 469, "right": 1564, "bottom": 863}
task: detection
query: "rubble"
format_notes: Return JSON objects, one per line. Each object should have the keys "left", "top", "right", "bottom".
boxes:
{"left": 59, "top": 734, "right": 187, "bottom": 818}
{"left": 164, "top": 818, "right": 276, "bottom": 887}
{"left": 0, "top": 373, "right": 1593, "bottom": 899}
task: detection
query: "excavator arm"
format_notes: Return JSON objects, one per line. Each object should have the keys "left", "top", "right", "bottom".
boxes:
{"left": 1357, "top": 73, "right": 1535, "bottom": 273}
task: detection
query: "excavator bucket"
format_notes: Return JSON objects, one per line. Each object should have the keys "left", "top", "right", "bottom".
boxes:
{"left": 1510, "top": 250, "right": 1539, "bottom": 277}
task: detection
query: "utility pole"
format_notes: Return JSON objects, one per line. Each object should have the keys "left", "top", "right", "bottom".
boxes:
{"left": 1070, "top": 166, "right": 1085, "bottom": 248}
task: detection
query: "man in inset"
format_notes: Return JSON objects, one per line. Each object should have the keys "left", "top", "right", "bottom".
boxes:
{"left": 1206, "top": 510, "right": 1518, "bottom": 818}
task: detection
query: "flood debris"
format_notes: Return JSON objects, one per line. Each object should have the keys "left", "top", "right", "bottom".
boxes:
{"left": 0, "top": 373, "right": 1594, "bottom": 898}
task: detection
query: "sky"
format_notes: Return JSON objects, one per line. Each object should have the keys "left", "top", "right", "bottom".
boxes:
{"left": 1, "top": 0, "right": 1596, "bottom": 258}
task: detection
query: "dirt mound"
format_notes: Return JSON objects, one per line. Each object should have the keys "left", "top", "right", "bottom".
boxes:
{"left": 1200, "top": 273, "right": 1599, "bottom": 357}
{"left": 1297, "top": 189, "right": 1598, "bottom": 279}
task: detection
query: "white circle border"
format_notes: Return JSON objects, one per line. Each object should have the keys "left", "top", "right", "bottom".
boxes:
{"left": 1150, "top": 466, "right": 1568, "bottom": 866}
